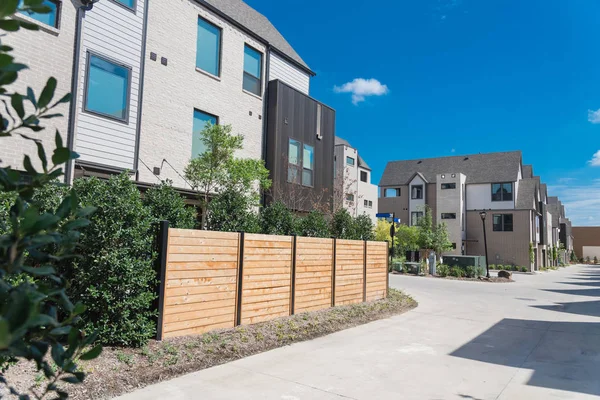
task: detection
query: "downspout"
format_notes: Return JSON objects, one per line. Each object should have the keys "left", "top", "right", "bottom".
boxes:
{"left": 133, "top": 0, "right": 150, "bottom": 181}
{"left": 260, "top": 45, "right": 271, "bottom": 207}
{"left": 65, "top": 2, "right": 95, "bottom": 184}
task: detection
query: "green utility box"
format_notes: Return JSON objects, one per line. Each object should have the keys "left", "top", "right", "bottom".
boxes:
{"left": 443, "top": 255, "right": 486, "bottom": 269}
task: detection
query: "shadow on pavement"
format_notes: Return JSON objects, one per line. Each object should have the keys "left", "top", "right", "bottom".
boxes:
{"left": 532, "top": 300, "right": 600, "bottom": 318}
{"left": 449, "top": 319, "right": 600, "bottom": 396}
{"left": 557, "top": 281, "right": 600, "bottom": 287}
{"left": 542, "top": 288, "right": 600, "bottom": 297}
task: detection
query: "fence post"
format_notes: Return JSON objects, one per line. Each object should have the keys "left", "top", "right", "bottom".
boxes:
{"left": 331, "top": 237, "right": 337, "bottom": 307}
{"left": 155, "top": 220, "right": 169, "bottom": 341}
{"left": 290, "top": 235, "right": 297, "bottom": 315}
{"left": 363, "top": 240, "right": 367, "bottom": 302}
{"left": 235, "top": 231, "right": 245, "bottom": 326}
{"left": 386, "top": 244, "right": 390, "bottom": 298}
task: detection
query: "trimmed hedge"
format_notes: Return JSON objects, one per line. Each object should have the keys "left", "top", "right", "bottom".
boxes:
{"left": 143, "top": 180, "right": 197, "bottom": 229}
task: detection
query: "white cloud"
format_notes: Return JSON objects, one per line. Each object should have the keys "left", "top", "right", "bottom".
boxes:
{"left": 548, "top": 181, "right": 600, "bottom": 226}
{"left": 588, "top": 108, "right": 600, "bottom": 124}
{"left": 334, "top": 78, "right": 389, "bottom": 105}
{"left": 451, "top": 148, "right": 456, "bottom": 153}
{"left": 557, "top": 177, "right": 575, "bottom": 184}
{"left": 589, "top": 150, "right": 600, "bottom": 167}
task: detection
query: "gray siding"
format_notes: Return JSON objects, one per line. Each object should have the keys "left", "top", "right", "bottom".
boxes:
{"left": 74, "top": 0, "right": 146, "bottom": 170}
{"left": 268, "top": 51, "right": 310, "bottom": 95}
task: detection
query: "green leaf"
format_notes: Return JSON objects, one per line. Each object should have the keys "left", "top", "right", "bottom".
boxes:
{"left": 3, "top": 62, "right": 28, "bottom": 72}
{"left": 18, "top": 21, "right": 39, "bottom": 31}
{"left": 50, "top": 92, "right": 71, "bottom": 107}
{"left": 51, "top": 147, "right": 71, "bottom": 165}
{"left": 0, "top": 0, "right": 18, "bottom": 18}
{"left": 23, "top": 155, "right": 36, "bottom": 174}
{"left": 64, "top": 219, "right": 90, "bottom": 231}
{"left": 0, "top": 19, "right": 20, "bottom": 32}
{"left": 72, "top": 303, "right": 86, "bottom": 316}
{"left": 38, "top": 77, "right": 57, "bottom": 109}
{"left": 75, "top": 206, "right": 96, "bottom": 218}
{"left": 28, "top": 213, "right": 61, "bottom": 232}
{"left": 27, "top": 87, "right": 37, "bottom": 108}
{"left": 79, "top": 344, "right": 102, "bottom": 360}
{"left": 68, "top": 327, "right": 80, "bottom": 348}
{"left": 35, "top": 141, "right": 48, "bottom": 172}
{"left": 0, "top": 71, "right": 18, "bottom": 86}
{"left": 51, "top": 343, "right": 65, "bottom": 367}
{"left": 49, "top": 326, "right": 72, "bottom": 336}
{"left": 55, "top": 195, "right": 72, "bottom": 218}
{"left": 10, "top": 93, "right": 24, "bottom": 120}
{"left": 61, "top": 376, "right": 81, "bottom": 384}
{"left": 0, "top": 318, "right": 11, "bottom": 348}
{"left": 21, "top": 265, "right": 56, "bottom": 276}
{"left": 54, "top": 129, "right": 62, "bottom": 148}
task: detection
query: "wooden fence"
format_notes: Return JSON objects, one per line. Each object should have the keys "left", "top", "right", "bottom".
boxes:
{"left": 156, "top": 222, "right": 389, "bottom": 339}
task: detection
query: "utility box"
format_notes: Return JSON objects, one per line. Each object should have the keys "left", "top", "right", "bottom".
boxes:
{"left": 443, "top": 255, "right": 486, "bottom": 269}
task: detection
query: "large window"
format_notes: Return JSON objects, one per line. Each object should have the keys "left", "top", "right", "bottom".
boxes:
{"left": 18, "top": 0, "right": 58, "bottom": 27}
{"left": 441, "top": 213, "right": 456, "bottom": 219}
{"left": 112, "top": 0, "right": 135, "bottom": 10}
{"left": 288, "top": 139, "right": 301, "bottom": 184}
{"left": 196, "top": 17, "right": 221, "bottom": 76}
{"left": 492, "top": 182, "right": 513, "bottom": 202}
{"left": 346, "top": 156, "right": 355, "bottom": 166}
{"left": 493, "top": 214, "right": 513, "bottom": 232}
{"left": 384, "top": 188, "right": 400, "bottom": 197}
{"left": 441, "top": 183, "right": 456, "bottom": 190}
{"left": 411, "top": 185, "right": 423, "bottom": 199}
{"left": 411, "top": 211, "right": 423, "bottom": 226}
{"left": 243, "top": 45, "right": 262, "bottom": 96}
{"left": 191, "top": 109, "right": 217, "bottom": 158}
{"left": 360, "top": 170, "right": 368, "bottom": 182}
{"left": 302, "top": 144, "right": 314, "bottom": 187}
{"left": 84, "top": 54, "right": 131, "bottom": 122}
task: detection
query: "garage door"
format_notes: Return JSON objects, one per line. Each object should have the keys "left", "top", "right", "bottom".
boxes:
{"left": 582, "top": 246, "right": 600, "bottom": 259}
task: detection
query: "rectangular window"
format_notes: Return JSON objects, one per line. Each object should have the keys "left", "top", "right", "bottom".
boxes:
{"left": 491, "top": 182, "right": 513, "bottom": 202}
{"left": 302, "top": 144, "right": 314, "bottom": 186}
{"left": 384, "top": 188, "right": 400, "bottom": 197}
{"left": 287, "top": 139, "right": 301, "bottom": 184}
{"left": 84, "top": 53, "right": 131, "bottom": 122}
{"left": 346, "top": 156, "right": 355, "bottom": 166}
{"left": 360, "top": 170, "right": 368, "bottom": 182}
{"left": 441, "top": 213, "right": 456, "bottom": 219}
{"left": 196, "top": 17, "right": 221, "bottom": 76}
{"left": 112, "top": 0, "right": 135, "bottom": 10}
{"left": 363, "top": 200, "right": 373, "bottom": 208}
{"left": 191, "top": 109, "right": 217, "bottom": 158}
{"left": 364, "top": 200, "right": 369, "bottom": 207}
{"left": 411, "top": 211, "right": 423, "bottom": 226}
{"left": 19, "top": 0, "right": 58, "bottom": 27}
{"left": 346, "top": 193, "right": 355, "bottom": 202}
{"left": 441, "top": 183, "right": 456, "bottom": 190}
{"left": 493, "top": 214, "right": 513, "bottom": 232}
{"left": 411, "top": 185, "right": 423, "bottom": 199}
{"left": 368, "top": 200, "right": 373, "bottom": 208}
{"left": 243, "top": 45, "right": 262, "bottom": 96}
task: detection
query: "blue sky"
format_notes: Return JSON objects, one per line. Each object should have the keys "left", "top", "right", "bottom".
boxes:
{"left": 247, "top": 0, "right": 600, "bottom": 226}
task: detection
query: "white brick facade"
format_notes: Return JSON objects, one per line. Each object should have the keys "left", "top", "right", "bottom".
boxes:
{"left": 1, "top": 6, "right": 77, "bottom": 172}
{"left": 137, "top": 0, "right": 266, "bottom": 189}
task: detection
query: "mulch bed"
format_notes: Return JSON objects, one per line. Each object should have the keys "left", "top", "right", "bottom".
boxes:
{"left": 392, "top": 271, "right": 513, "bottom": 283}
{"left": 2, "top": 289, "right": 416, "bottom": 400}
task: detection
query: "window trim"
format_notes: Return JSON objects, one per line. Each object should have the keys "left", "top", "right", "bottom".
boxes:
{"left": 83, "top": 51, "right": 132, "bottom": 124}
{"left": 196, "top": 16, "right": 223, "bottom": 78}
{"left": 384, "top": 188, "right": 401, "bottom": 198}
{"left": 302, "top": 143, "right": 314, "bottom": 188}
{"left": 493, "top": 213, "right": 514, "bottom": 232}
{"left": 242, "top": 43, "right": 263, "bottom": 97}
{"left": 16, "top": 0, "right": 61, "bottom": 30}
{"left": 346, "top": 156, "right": 355, "bottom": 166}
{"left": 360, "top": 170, "right": 368, "bottom": 182}
{"left": 191, "top": 108, "right": 219, "bottom": 158}
{"left": 287, "top": 138, "right": 314, "bottom": 188}
{"left": 441, "top": 183, "right": 456, "bottom": 190}
{"left": 491, "top": 182, "right": 513, "bottom": 202}
{"left": 411, "top": 184, "right": 424, "bottom": 200}
{"left": 441, "top": 213, "right": 457, "bottom": 220}
{"left": 108, "top": 0, "right": 137, "bottom": 13}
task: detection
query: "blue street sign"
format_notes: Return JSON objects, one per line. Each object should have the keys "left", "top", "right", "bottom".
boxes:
{"left": 393, "top": 218, "right": 401, "bottom": 223}
{"left": 376, "top": 213, "right": 392, "bottom": 218}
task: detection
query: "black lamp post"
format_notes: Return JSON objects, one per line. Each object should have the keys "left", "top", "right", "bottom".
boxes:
{"left": 480, "top": 211, "right": 490, "bottom": 278}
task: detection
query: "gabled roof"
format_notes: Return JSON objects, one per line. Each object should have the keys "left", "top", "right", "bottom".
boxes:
{"left": 335, "top": 136, "right": 371, "bottom": 170}
{"left": 516, "top": 178, "right": 538, "bottom": 210}
{"left": 540, "top": 183, "right": 548, "bottom": 201}
{"left": 522, "top": 165, "right": 533, "bottom": 178}
{"left": 201, "top": 0, "right": 312, "bottom": 73}
{"left": 379, "top": 151, "right": 522, "bottom": 186}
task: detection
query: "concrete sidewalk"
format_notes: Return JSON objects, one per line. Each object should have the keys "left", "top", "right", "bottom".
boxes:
{"left": 117, "top": 265, "right": 600, "bottom": 400}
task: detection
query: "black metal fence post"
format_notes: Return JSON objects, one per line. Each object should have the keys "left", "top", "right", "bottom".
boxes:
{"left": 331, "top": 237, "right": 337, "bottom": 307}
{"left": 290, "top": 235, "right": 297, "bottom": 315}
{"left": 235, "top": 231, "right": 245, "bottom": 326}
{"left": 155, "top": 220, "right": 169, "bottom": 341}
{"left": 363, "top": 240, "right": 368, "bottom": 302}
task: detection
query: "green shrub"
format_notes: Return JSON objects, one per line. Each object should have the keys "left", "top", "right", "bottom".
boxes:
{"left": 353, "top": 214, "right": 375, "bottom": 240}
{"left": 437, "top": 264, "right": 450, "bottom": 277}
{"left": 520, "top": 266, "right": 528, "bottom": 272}
{"left": 297, "top": 211, "right": 330, "bottom": 238}
{"left": 143, "top": 180, "right": 197, "bottom": 229}
{"left": 465, "top": 266, "right": 477, "bottom": 278}
{"left": 260, "top": 201, "right": 297, "bottom": 236}
{"left": 488, "top": 264, "right": 495, "bottom": 270}
{"left": 207, "top": 189, "right": 260, "bottom": 233}
{"left": 477, "top": 266, "right": 486, "bottom": 277}
{"left": 450, "top": 266, "right": 465, "bottom": 278}
{"left": 64, "top": 174, "right": 157, "bottom": 346}
{"left": 330, "top": 208, "right": 355, "bottom": 239}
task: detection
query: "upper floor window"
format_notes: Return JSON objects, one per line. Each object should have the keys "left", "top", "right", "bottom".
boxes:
{"left": 360, "top": 170, "right": 368, "bottom": 182}
{"left": 492, "top": 182, "right": 513, "bottom": 202}
{"left": 243, "top": 45, "right": 262, "bottom": 96}
{"left": 196, "top": 17, "right": 221, "bottom": 77}
{"left": 18, "top": 0, "right": 58, "bottom": 28}
{"left": 84, "top": 53, "right": 131, "bottom": 122}
{"left": 411, "top": 211, "right": 423, "bottom": 226}
{"left": 346, "top": 156, "right": 355, "bottom": 166}
{"left": 441, "top": 213, "right": 456, "bottom": 219}
{"left": 364, "top": 200, "right": 373, "bottom": 208}
{"left": 493, "top": 214, "right": 513, "bottom": 232}
{"left": 441, "top": 183, "right": 456, "bottom": 190}
{"left": 288, "top": 139, "right": 301, "bottom": 184}
{"left": 192, "top": 109, "right": 217, "bottom": 158}
{"left": 411, "top": 185, "right": 423, "bottom": 200}
{"left": 384, "top": 188, "right": 400, "bottom": 197}
{"left": 302, "top": 144, "right": 314, "bottom": 187}
{"left": 346, "top": 193, "right": 355, "bottom": 202}
{"left": 112, "top": 0, "right": 135, "bottom": 10}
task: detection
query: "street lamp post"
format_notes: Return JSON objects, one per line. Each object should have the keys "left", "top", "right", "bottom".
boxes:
{"left": 479, "top": 211, "right": 490, "bottom": 278}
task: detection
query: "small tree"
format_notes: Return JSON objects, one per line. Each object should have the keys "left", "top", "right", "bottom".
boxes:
{"left": 416, "top": 206, "right": 435, "bottom": 256}
{"left": 353, "top": 214, "right": 375, "bottom": 240}
{"left": 529, "top": 242, "right": 535, "bottom": 266}
{"left": 395, "top": 224, "right": 420, "bottom": 257}
{"left": 184, "top": 124, "right": 270, "bottom": 229}
{"left": 330, "top": 208, "right": 355, "bottom": 239}
{"left": 208, "top": 188, "right": 260, "bottom": 233}
{"left": 375, "top": 219, "right": 393, "bottom": 247}
{"left": 297, "top": 211, "right": 330, "bottom": 238}
{"left": 432, "top": 222, "right": 453, "bottom": 260}
{"left": 143, "top": 180, "right": 197, "bottom": 229}
{"left": 260, "top": 201, "right": 297, "bottom": 236}
{"left": 570, "top": 251, "right": 577, "bottom": 263}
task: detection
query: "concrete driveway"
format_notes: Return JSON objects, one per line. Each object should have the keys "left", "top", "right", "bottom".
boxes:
{"left": 117, "top": 265, "right": 600, "bottom": 400}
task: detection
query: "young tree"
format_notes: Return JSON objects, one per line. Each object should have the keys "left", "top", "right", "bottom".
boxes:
{"left": 353, "top": 214, "right": 375, "bottom": 240}
{"left": 297, "top": 211, "right": 330, "bottom": 238}
{"left": 207, "top": 188, "right": 260, "bottom": 233}
{"left": 143, "top": 180, "right": 197, "bottom": 229}
{"left": 432, "top": 222, "right": 453, "bottom": 260}
{"left": 375, "top": 219, "right": 393, "bottom": 247}
{"left": 416, "top": 206, "right": 435, "bottom": 255}
{"left": 184, "top": 123, "right": 270, "bottom": 229}
{"left": 330, "top": 208, "right": 355, "bottom": 239}
{"left": 260, "top": 201, "right": 297, "bottom": 236}
{"left": 395, "top": 224, "right": 420, "bottom": 258}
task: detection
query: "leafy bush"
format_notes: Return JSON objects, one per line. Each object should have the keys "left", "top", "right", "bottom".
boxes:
{"left": 64, "top": 174, "right": 157, "bottom": 346}
{"left": 207, "top": 189, "right": 260, "bottom": 233}
{"left": 260, "top": 201, "right": 297, "bottom": 236}
{"left": 437, "top": 264, "right": 450, "bottom": 277}
{"left": 488, "top": 264, "right": 496, "bottom": 270}
{"left": 353, "top": 214, "right": 375, "bottom": 240}
{"left": 450, "top": 266, "right": 465, "bottom": 278}
{"left": 520, "top": 266, "right": 528, "bottom": 272}
{"left": 297, "top": 211, "right": 330, "bottom": 238}
{"left": 143, "top": 180, "right": 197, "bottom": 229}
{"left": 465, "top": 266, "right": 477, "bottom": 278}
{"left": 330, "top": 208, "right": 354, "bottom": 239}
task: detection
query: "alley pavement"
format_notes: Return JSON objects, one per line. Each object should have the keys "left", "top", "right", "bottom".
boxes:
{"left": 118, "top": 265, "right": 600, "bottom": 400}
